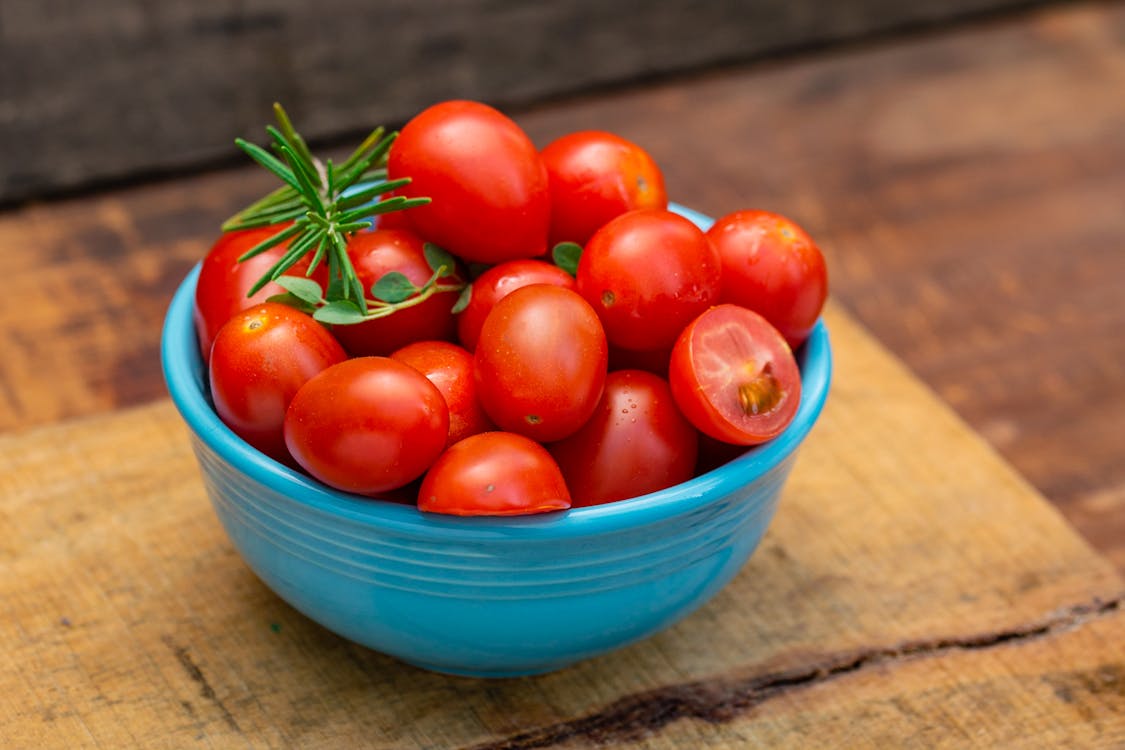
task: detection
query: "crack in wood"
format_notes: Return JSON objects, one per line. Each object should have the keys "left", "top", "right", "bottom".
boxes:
{"left": 463, "top": 594, "right": 1123, "bottom": 750}
{"left": 161, "top": 636, "right": 241, "bottom": 733}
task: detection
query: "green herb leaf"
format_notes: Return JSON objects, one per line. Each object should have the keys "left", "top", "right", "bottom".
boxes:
{"left": 265, "top": 292, "right": 317, "bottom": 314}
{"left": 423, "top": 243, "right": 458, "bottom": 278}
{"left": 274, "top": 276, "right": 325, "bottom": 305}
{"left": 234, "top": 138, "right": 301, "bottom": 193}
{"left": 451, "top": 284, "right": 473, "bottom": 315}
{"left": 371, "top": 271, "right": 417, "bottom": 303}
{"left": 313, "top": 299, "right": 367, "bottom": 325}
{"left": 552, "top": 242, "right": 583, "bottom": 277}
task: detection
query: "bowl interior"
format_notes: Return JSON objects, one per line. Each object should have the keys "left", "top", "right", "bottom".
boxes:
{"left": 161, "top": 203, "right": 832, "bottom": 540}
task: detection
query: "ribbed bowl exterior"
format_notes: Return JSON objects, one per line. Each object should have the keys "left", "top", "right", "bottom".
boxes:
{"left": 161, "top": 205, "right": 832, "bottom": 677}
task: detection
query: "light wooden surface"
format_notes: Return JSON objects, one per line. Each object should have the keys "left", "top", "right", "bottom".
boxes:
{"left": 2, "top": 306, "right": 1122, "bottom": 748}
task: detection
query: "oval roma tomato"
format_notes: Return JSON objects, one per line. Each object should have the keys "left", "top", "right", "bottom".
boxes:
{"left": 474, "top": 285, "right": 608, "bottom": 443}
{"left": 418, "top": 432, "right": 571, "bottom": 516}
{"left": 390, "top": 340, "right": 493, "bottom": 447}
{"left": 541, "top": 130, "right": 667, "bottom": 247}
{"left": 209, "top": 303, "right": 346, "bottom": 464}
{"left": 284, "top": 357, "right": 449, "bottom": 495}
{"left": 669, "top": 305, "right": 801, "bottom": 446}
{"left": 193, "top": 225, "right": 325, "bottom": 361}
{"left": 456, "top": 259, "right": 576, "bottom": 351}
{"left": 330, "top": 229, "right": 462, "bottom": 357}
{"left": 577, "top": 209, "right": 721, "bottom": 352}
{"left": 550, "top": 370, "right": 697, "bottom": 507}
{"left": 388, "top": 100, "right": 550, "bottom": 264}
{"left": 706, "top": 209, "right": 828, "bottom": 349}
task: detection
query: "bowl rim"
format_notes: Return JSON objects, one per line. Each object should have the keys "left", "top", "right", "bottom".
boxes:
{"left": 161, "top": 203, "right": 832, "bottom": 540}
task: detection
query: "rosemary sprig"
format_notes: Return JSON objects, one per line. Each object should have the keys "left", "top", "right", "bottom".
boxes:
{"left": 222, "top": 103, "right": 432, "bottom": 317}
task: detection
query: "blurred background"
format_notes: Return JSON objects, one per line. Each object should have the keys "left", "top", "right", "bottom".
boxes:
{"left": 0, "top": 0, "right": 1054, "bottom": 204}
{"left": 0, "top": 0, "right": 1122, "bottom": 573}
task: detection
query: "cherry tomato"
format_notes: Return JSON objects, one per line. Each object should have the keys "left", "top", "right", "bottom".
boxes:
{"left": 389, "top": 100, "right": 550, "bottom": 264}
{"left": 193, "top": 225, "right": 326, "bottom": 361}
{"left": 390, "top": 340, "right": 493, "bottom": 447}
{"left": 706, "top": 209, "right": 828, "bottom": 349}
{"left": 209, "top": 303, "right": 346, "bottom": 464}
{"left": 669, "top": 304, "right": 801, "bottom": 446}
{"left": 456, "top": 259, "right": 576, "bottom": 351}
{"left": 474, "top": 285, "right": 608, "bottom": 442}
{"left": 577, "top": 209, "right": 721, "bottom": 352}
{"left": 330, "top": 229, "right": 462, "bottom": 357}
{"left": 549, "top": 370, "right": 697, "bottom": 507}
{"left": 284, "top": 357, "right": 449, "bottom": 495}
{"left": 541, "top": 130, "right": 667, "bottom": 247}
{"left": 418, "top": 432, "right": 571, "bottom": 516}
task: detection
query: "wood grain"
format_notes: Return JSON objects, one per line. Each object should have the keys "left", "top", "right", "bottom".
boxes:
{"left": 1, "top": 306, "right": 1122, "bottom": 748}
{"left": 0, "top": 0, "right": 1051, "bottom": 203}
{"left": 0, "top": 1, "right": 1121, "bottom": 570}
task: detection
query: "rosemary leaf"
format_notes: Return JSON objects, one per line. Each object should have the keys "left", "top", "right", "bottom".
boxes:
{"left": 235, "top": 139, "right": 301, "bottom": 193}
{"left": 236, "top": 222, "right": 304, "bottom": 263}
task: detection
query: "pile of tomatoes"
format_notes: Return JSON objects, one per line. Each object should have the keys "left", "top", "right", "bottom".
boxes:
{"left": 193, "top": 100, "right": 828, "bottom": 516}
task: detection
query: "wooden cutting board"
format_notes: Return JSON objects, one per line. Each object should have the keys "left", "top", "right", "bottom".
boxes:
{"left": 2, "top": 304, "right": 1122, "bottom": 749}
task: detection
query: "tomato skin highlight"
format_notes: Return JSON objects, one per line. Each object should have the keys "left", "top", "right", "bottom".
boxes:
{"left": 456, "top": 259, "right": 576, "bottom": 352}
{"left": 669, "top": 304, "right": 801, "bottom": 446}
{"left": 193, "top": 225, "right": 325, "bottom": 362}
{"left": 550, "top": 370, "right": 698, "bottom": 507}
{"left": 541, "top": 130, "right": 667, "bottom": 247}
{"left": 706, "top": 209, "right": 828, "bottom": 349}
{"left": 577, "top": 209, "right": 722, "bottom": 352}
{"left": 419, "top": 432, "right": 571, "bottom": 516}
{"left": 284, "top": 357, "right": 450, "bottom": 495}
{"left": 331, "top": 229, "right": 462, "bottom": 357}
{"left": 389, "top": 100, "right": 550, "bottom": 264}
{"left": 208, "top": 303, "right": 346, "bottom": 465}
{"left": 390, "top": 340, "right": 494, "bottom": 447}
{"left": 474, "top": 285, "right": 608, "bottom": 443}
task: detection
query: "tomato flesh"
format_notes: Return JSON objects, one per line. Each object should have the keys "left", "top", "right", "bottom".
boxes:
{"left": 669, "top": 305, "right": 801, "bottom": 445}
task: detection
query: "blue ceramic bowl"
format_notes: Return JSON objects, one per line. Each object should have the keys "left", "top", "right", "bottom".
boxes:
{"left": 161, "top": 205, "right": 832, "bottom": 677}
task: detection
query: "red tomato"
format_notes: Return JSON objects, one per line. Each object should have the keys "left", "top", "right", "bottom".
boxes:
{"left": 330, "top": 229, "right": 462, "bottom": 357}
{"left": 474, "top": 285, "right": 608, "bottom": 442}
{"left": 707, "top": 209, "right": 828, "bottom": 349}
{"left": 390, "top": 340, "right": 494, "bottom": 447}
{"left": 389, "top": 100, "right": 550, "bottom": 264}
{"left": 456, "top": 259, "right": 576, "bottom": 351}
{"left": 669, "top": 305, "right": 801, "bottom": 446}
{"left": 418, "top": 432, "right": 571, "bottom": 516}
{"left": 209, "top": 303, "right": 346, "bottom": 464}
{"left": 284, "top": 357, "right": 449, "bottom": 495}
{"left": 193, "top": 225, "right": 325, "bottom": 361}
{"left": 577, "top": 209, "right": 721, "bottom": 351}
{"left": 549, "top": 370, "right": 697, "bottom": 507}
{"left": 541, "top": 130, "right": 667, "bottom": 247}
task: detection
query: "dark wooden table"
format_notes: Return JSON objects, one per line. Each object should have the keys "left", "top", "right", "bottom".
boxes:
{"left": 4, "top": 0, "right": 1120, "bottom": 570}
{"left": 2, "top": 2, "right": 1123, "bottom": 746}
